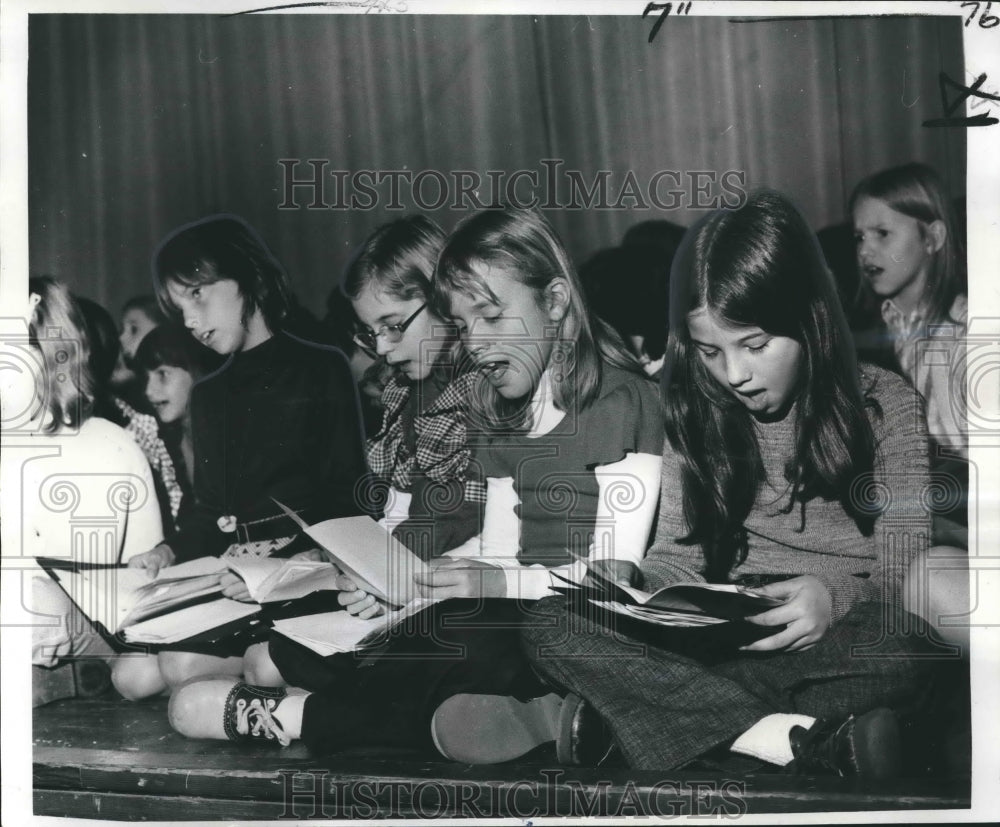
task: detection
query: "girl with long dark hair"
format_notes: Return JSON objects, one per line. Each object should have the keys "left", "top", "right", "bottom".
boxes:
{"left": 523, "top": 191, "right": 953, "bottom": 775}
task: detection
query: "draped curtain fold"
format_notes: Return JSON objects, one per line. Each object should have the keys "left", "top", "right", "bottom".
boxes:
{"left": 28, "top": 13, "right": 964, "bottom": 313}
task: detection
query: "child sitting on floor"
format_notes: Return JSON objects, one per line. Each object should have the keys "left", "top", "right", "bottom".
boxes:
{"left": 851, "top": 162, "right": 969, "bottom": 551}
{"left": 165, "top": 207, "right": 665, "bottom": 764}
{"left": 522, "top": 190, "right": 964, "bottom": 775}
{"left": 241, "top": 214, "right": 484, "bottom": 684}
{"left": 118, "top": 215, "right": 369, "bottom": 698}
{"left": 2, "top": 278, "right": 163, "bottom": 706}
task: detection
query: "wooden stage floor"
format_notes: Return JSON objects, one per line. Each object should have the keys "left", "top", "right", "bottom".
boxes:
{"left": 32, "top": 695, "right": 971, "bottom": 820}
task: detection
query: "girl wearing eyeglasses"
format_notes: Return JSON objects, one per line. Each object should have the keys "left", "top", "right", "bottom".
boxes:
{"left": 345, "top": 216, "right": 485, "bottom": 565}
{"left": 237, "top": 216, "right": 486, "bottom": 686}
{"left": 168, "top": 209, "right": 665, "bottom": 764}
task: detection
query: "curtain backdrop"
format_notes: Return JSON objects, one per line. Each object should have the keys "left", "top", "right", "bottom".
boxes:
{"left": 28, "top": 13, "right": 964, "bottom": 315}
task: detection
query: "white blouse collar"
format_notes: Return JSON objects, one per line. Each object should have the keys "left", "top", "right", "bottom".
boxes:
{"left": 526, "top": 370, "right": 565, "bottom": 437}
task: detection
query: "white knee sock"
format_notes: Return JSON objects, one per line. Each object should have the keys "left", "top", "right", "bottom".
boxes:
{"left": 278, "top": 694, "right": 306, "bottom": 740}
{"left": 730, "top": 713, "right": 816, "bottom": 766}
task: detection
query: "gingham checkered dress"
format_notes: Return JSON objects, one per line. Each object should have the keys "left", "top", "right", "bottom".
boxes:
{"left": 366, "top": 371, "right": 486, "bottom": 506}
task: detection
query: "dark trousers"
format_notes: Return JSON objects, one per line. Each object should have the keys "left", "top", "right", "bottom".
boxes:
{"left": 269, "top": 598, "right": 551, "bottom": 755}
{"left": 522, "top": 597, "right": 941, "bottom": 770}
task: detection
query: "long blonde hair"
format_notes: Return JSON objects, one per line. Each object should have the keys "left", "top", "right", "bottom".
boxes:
{"left": 28, "top": 276, "right": 94, "bottom": 432}
{"left": 849, "top": 162, "right": 966, "bottom": 326}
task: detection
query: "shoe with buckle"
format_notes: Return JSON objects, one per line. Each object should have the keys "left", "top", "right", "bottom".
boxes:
{"left": 169, "top": 678, "right": 291, "bottom": 747}
{"left": 788, "top": 707, "right": 901, "bottom": 778}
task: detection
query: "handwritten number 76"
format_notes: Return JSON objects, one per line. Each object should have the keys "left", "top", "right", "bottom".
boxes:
{"left": 963, "top": 1, "right": 1000, "bottom": 27}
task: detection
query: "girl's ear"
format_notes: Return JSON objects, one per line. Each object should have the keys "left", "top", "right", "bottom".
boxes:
{"left": 924, "top": 219, "right": 947, "bottom": 254}
{"left": 545, "top": 279, "right": 570, "bottom": 322}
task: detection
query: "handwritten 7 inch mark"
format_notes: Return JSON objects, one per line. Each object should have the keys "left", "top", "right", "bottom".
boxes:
{"left": 643, "top": 1, "right": 693, "bottom": 43}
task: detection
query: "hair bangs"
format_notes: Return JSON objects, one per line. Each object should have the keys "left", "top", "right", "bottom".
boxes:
{"left": 153, "top": 214, "right": 292, "bottom": 332}
{"left": 849, "top": 162, "right": 965, "bottom": 325}
{"left": 343, "top": 216, "right": 444, "bottom": 305}
{"left": 432, "top": 255, "right": 502, "bottom": 318}
{"left": 134, "top": 324, "right": 211, "bottom": 378}
{"left": 689, "top": 209, "right": 804, "bottom": 343}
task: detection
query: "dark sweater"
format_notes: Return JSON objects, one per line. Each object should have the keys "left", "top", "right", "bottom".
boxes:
{"left": 168, "top": 331, "right": 369, "bottom": 561}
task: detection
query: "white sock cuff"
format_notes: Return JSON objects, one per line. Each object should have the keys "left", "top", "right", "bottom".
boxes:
{"left": 730, "top": 712, "right": 816, "bottom": 766}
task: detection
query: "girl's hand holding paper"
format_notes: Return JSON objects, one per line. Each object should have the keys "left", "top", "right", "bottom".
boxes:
{"left": 336, "top": 574, "right": 384, "bottom": 619}
{"left": 219, "top": 571, "right": 254, "bottom": 602}
{"left": 415, "top": 558, "right": 506, "bottom": 600}
{"left": 740, "top": 575, "right": 833, "bottom": 653}
{"left": 589, "top": 558, "right": 640, "bottom": 588}
{"left": 127, "top": 544, "right": 176, "bottom": 578}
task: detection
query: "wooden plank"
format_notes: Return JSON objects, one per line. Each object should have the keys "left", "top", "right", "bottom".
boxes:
{"left": 33, "top": 790, "right": 318, "bottom": 821}
{"left": 35, "top": 750, "right": 970, "bottom": 816}
{"left": 32, "top": 777, "right": 971, "bottom": 821}
{"left": 33, "top": 741, "right": 972, "bottom": 801}
{"left": 33, "top": 697, "right": 971, "bottom": 818}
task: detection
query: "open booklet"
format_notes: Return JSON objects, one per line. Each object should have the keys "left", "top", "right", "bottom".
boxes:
{"left": 37, "top": 555, "right": 342, "bottom": 645}
{"left": 39, "top": 502, "right": 433, "bottom": 646}
{"left": 264, "top": 502, "right": 440, "bottom": 655}
{"left": 272, "top": 499, "right": 429, "bottom": 607}
{"left": 551, "top": 565, "right": 783, "bottom": 628}
{"left": 272, "top": 598, "right": 439, "bottom": 656}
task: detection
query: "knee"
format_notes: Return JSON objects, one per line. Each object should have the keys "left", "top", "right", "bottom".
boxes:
{"left": 167, "top": 679, "right": 228, "bottom": 739}
{"left": 158, "top": 651, "right": 202, "bottom": 689}
{"left": 111, "top": 654, "right": 167, "bottom": 701}
{"left": 243, "top": 642, "right": 285, "bottom": 687}
{"left": 903, "top": 545, "right": 970, "bottom": 651}
{"left": 31, "top": 578, "right": 74, "bottom": 667}
{"left": 166, "top": 682, "right": 196, "bottom": 735}
{"left": 520, "top": 596, "right": 568, "bottom": 650}
{"left": 522, "top": 596, "right": 587, "bottom": 676}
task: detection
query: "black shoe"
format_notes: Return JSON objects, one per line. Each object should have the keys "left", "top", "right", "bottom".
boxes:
{"left": 556, "top": 694, "right": 617, "bottom": 767}
{"left": 788, "top": 707, "right": 901, "bottom": 778}
{"left": 74, "top": 660, "right": 112, "bottom": 698}
{"left": 32, "top": 660, "right": 111, "bottom": 707}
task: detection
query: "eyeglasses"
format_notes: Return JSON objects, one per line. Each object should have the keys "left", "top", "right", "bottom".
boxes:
{"left": 353, "top": 303, "right": 427, "bottom": 352}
